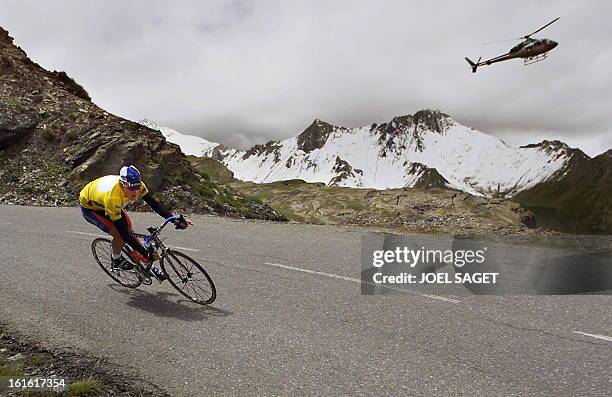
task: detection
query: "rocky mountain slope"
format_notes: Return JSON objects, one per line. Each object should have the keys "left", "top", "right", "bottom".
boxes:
{"left": 197, "top": 111, "right": 582, "bottom": 198}
{"left": 515, "top": 149, "right": 612, "bottom": 234}
{"left": 0, "top": 26, "right": 284, "bottom": 221}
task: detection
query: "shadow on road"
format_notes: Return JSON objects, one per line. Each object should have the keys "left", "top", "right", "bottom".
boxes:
{"left": 108, "top": 284, "right": 232, "bottom": 321}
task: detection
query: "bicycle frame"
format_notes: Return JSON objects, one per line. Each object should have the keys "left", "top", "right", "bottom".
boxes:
{"left": 128, "top": 215, "right": 180, "bottom": 275}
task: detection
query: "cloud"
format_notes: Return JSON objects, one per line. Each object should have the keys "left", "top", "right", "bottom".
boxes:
{"left": 1, "top": 0, "right": 610, "bottom": 156}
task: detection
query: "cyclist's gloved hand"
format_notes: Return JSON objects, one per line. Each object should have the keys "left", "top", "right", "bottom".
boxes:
{"left": 173, "top": 215, "right": 189, "bottom": 230}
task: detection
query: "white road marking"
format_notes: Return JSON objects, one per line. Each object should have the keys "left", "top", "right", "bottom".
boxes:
{"left": 68, "top": 230, "right": 105, "bottom": 237}
{"left": 573, "top": 331, "right": 612, "bottom": 342}
{"left": 67, "top": 230, "right": 199, "bottom": 251}
{"left": 168, "top": 245, "right": 200, "bottom": 252}
{"left": 263, "top": 262, "right": 462, "bottom": 303}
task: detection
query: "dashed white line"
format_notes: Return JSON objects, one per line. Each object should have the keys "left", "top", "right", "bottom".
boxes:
{"left": 168, "top": 245, "right": 200, "bottom": 252}
{"left": 67, "top": 230, "right": 199, "bottom": 251}
{"left": 68, "top": 230, "right": 105, "bottom": 237}
{"left": 263, "top": 262, "right": 461, "bottom": 303}
{"left": 573, "top": 331, "right": 612, "bottom": 342}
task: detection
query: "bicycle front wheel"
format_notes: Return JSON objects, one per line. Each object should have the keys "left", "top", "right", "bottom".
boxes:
{"left": 161, "top": 250, "right": 216, "bottom": 305}
{"left": 91, "top": 238, "right": 142, "bottom": 288}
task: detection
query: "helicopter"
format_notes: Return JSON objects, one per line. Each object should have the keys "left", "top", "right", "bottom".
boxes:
{"left": 465, "top": 17, "right": 559, "bottom": 73}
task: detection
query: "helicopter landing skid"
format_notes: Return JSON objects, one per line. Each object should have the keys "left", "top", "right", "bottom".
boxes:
{"left": 524, "top": 53, "right": 548, "bottom": 66}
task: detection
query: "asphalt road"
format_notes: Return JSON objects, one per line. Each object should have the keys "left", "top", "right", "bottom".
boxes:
{"left": 0, "top": 205, "right": 610, "bottom": 396}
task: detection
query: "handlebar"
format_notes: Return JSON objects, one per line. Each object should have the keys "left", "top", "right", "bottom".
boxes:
{"left": 161, "top": 215, "right": 181, "bottom": 229}
{"left": 143, "top": 215, "right": 184, "bottom": 249}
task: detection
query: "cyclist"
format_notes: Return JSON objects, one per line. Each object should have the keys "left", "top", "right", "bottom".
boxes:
{"left": 79, "top": 165, "right": 190, "bottom": 280}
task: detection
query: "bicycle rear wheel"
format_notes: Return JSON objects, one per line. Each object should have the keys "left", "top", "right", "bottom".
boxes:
{"left": 161, "top": 250, "right": 216, "bottom": 304}
{"left": 91, "top": 238, "right": 142, "bottom": 288}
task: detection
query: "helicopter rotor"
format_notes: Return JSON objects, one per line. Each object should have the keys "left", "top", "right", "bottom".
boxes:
{"left": 481, "top": 17, "right": 560, "bottom": 45}
{"left": 522, "top": 17, "right": 559, "bottom": 39}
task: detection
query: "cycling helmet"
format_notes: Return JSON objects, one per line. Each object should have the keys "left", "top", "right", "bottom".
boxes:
{"left": 119, "top": 165, "right": 142, "bottom": 189}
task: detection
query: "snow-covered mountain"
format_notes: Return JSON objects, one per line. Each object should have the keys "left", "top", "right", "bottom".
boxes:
{"left": 139, "top": 119, "right": 219, "bottom": 156}
{"left": 143, "top": 111, "right": 586, "bottom": 198}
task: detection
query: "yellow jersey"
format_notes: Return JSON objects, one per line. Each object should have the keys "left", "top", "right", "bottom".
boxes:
{"left": 79, "top": 175, "right": 149, "bottom": 221}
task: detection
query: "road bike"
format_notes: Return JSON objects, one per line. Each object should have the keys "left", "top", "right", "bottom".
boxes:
{"left": 90, "top": 215, "right": 216, "bottom": 305}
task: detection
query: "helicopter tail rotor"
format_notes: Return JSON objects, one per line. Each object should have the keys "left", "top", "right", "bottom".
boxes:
{"left": 465, "top": 57, "right": 481, "bottom": 73}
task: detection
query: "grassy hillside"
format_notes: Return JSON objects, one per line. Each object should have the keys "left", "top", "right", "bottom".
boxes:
{"left": 229, "top": 179, "right": 540, "bottom": 239}
{"left": 515, "top": 151, "right": 612, "bottom": 234}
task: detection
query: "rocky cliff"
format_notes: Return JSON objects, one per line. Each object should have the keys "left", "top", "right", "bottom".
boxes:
{"left": 0, "top": 27, "right": 284, "bottom": 221}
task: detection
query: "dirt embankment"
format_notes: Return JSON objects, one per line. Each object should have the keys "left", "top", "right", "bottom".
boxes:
{"left": 0, "top": 325, "right": 168, "bottom": 396}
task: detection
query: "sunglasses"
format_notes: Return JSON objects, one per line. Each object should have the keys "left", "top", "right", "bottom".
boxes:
{"left": 121, "top": 182, "right": 142, "bottom": 191}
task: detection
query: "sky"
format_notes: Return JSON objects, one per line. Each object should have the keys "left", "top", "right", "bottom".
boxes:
{"left": 1, "top": 0, "right": 611, "bottom": 156}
